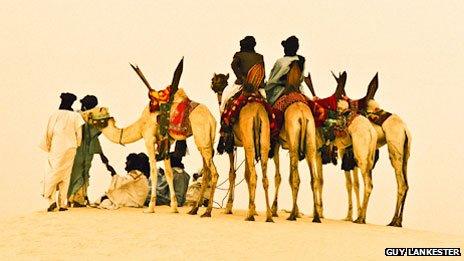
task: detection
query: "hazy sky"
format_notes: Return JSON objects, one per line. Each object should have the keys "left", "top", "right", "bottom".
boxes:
{"left": 1, "top": 0, "right": 463, "bottom": 235}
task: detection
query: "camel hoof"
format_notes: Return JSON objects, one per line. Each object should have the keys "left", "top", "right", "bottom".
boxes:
{"left": 312, "top": 216, "right": 321, "bottom": 223}
{"left": 266, "top": 217, "right": 274, "bottom": 223}
{"left": 353, "top": 217, "right": 366, "bottom": 224}
{"left": 245, "top": 216, "right": 255, "bottom": 221}
{"left": 200, "top": 212, "right": 211, "bottom": 218}
{"left": 143, "top": 208, "right": 155, "bottom": 214}
{"left": 224, "top": 209, "right": 233, "bottom": 215}
{"left": 188, "top": 208, "right": 199, "bottom": 215}
{"left": 387, "top": 220, "right": 402, "bottom": 227}
{"left": 287, "top": 214, "right": 297, "bottom": 221}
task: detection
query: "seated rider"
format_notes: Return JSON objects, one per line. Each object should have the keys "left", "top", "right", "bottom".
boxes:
{"left": 217, "top": 36, "right": 266, "bottom": 153}
{"left": 265, "top": 35, "right": 306, "bottom": 105}
{"left": 220, "top": 36, "right": 266, "bottom": 112}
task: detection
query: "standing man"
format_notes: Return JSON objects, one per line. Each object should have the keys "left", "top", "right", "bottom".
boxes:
{"left": 40, "top": 93, "right": 85, "bottom": 212}
{"left": 68, "top": 95, "right": 115, "bottom": 207}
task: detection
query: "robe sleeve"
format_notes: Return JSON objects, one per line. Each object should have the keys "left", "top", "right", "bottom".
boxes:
{"left": 109, "top": 173, "right": 137, "bottom": 191}
{"left": 39, "top": 116, "right": 54, "bottom": 152}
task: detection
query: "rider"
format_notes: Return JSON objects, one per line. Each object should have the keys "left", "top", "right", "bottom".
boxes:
{"left": 217, "top": 36, "right": 266, "bottom": 154}
{"left": 265, "top": 35, "right": 306, "bottom": 105}
{"left": 220, "top": 36, "right": 266, "bottom": 112}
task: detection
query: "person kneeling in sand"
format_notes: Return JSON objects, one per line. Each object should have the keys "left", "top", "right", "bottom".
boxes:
{"left": 94, "top": 153, "right": 149, "bottom": 210}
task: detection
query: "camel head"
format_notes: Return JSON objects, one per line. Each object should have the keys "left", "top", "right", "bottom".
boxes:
{"left": 211, "top": 73, "right": 229, "bottom": 106}
{"left": 331, "top": 71, "right": 347, "bottom": 99}
{"left": 82, "top": 106, "right": 112, "bottom": 129}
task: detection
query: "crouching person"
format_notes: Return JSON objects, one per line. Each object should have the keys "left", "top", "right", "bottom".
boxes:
{"left": 96, "top": 153, "right": 149, "bottom": 210}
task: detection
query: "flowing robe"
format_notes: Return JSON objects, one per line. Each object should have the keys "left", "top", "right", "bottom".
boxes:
{"left": 40, "top": 110, "right": 85, "bottom": 207}
{"left": 264, "top": 56, "right": 303, "bottom": 104}
{"left": 100, "top": 170, "right": 149, "bottom": 209}
{"left": 68, "top": 123, "right": 103, "bottom": 204}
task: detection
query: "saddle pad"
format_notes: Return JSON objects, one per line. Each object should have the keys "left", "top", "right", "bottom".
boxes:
{"left": 168, "top": 99, "right": 199, "bottom": 137}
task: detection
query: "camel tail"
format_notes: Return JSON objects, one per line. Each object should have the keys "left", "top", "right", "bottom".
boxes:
{"left": 253, "top": 116, "right": 262, "bottom": 161}
{"left": 298, "top": 118, "right": 308, "bottom": 161}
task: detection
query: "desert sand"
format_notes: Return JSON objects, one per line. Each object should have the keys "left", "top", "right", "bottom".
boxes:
{"left": 1, "top": 207, "right": 462, "bottom": 260}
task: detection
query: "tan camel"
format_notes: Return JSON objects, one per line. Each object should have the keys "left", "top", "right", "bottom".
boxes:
{"left": 304, "top": 72, "right": 378, "bottom": 224}
{"left": 94, "top": 89, "right": 218, "bottom": 216}
{"left": 342, "top": 74, "right": 412, "bottom": 227}
{"left": 266, "top": 62, "right": 322, "bottom": 222}
{"left": 210, "top": 73, "right": 273, "bottom": 222}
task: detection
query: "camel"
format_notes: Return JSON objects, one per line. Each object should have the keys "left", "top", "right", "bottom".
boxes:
{"left": 91, "top": 60, "right": 219, "bottom": 217}
{"left": 210, "top": 72, "right": 273, "bottom": 222}
{"left": 342, "top": 74, "right": 412, "bottom": 227}
{"left": 303, "top": 72, "right": 378, "bottom": 224}
{"left": 266, "top": 62, "right": 322, "bottom": 222}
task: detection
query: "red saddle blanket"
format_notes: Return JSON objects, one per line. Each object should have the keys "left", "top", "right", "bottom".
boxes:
{"left": 307, "top": 94, "right": 338, "bottom": 128}
{"left": 169, "top": 99, "right": 199, "bottom": 137}
{"left": 272, "top": 92, "right": 339, "bottom": 129}
{"left": 272, "top": 92, "right": 310, "bottom": 132}
{"left": 221, "top": 91, "right": 279, "bottom": 138}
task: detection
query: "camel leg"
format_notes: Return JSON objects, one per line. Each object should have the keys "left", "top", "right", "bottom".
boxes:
{"left": 306, "top": 128, "right": 322, "bottom": 223}
{"left": 260, "top": 141, "right": 273, "bottom": 222}
{"left": 287, "top": 150, "right": 300, "bottom": 221}
{"left": 144, "top": 136, "right": 158, "bottom": 213}
{"left": 352, "top": 167, "right": 362, "bottom": 217}
{"left": 316, "top": 153, "right": 324, "bottom": 218}
{"left": 244, "top": 148, "right": 257, "bottom": 221}
{"left": 224, "top": 152, "right": 236, "bottom": 214}
{"left": 343, "top": 170, "right": 353, "bottom": 221}
{"left": 354, "top": 169, "right": 373, "bottom": 224}
{"left": 163, "top": 157, "right": 178, "bottom": 213}
{"left": 200, "top": 147, "right": 219, "bottom": 218}
{"left": 387, "top": 143, "right": 409, "bottom": 227}
{"left": 271, "top": 144, "right": 281, "bottom": 217}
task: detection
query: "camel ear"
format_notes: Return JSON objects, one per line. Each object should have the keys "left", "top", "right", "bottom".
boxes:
{"left": 213, "top": 73, "right": 217, "bottom": 77}
{"left": 365, "top": 72, "right": 379, "bottom": 100}
{"left": 226, "top": 73, "right": 229, "bottom": 79}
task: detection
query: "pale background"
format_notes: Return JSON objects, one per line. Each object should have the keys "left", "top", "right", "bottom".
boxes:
{"left": 1, "top": 0, "right": 463, "bottom": 236}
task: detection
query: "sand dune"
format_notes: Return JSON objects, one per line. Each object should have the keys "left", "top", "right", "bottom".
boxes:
{"left": 0, "top": 206, "right": 462, "bottom": 260}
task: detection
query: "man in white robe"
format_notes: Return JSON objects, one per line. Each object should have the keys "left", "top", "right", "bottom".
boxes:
{"left": 40, "top": 92, "right": 85, "bottom": 211}
{"left": 97, "top": 153, "right": 149, "bottom": 210}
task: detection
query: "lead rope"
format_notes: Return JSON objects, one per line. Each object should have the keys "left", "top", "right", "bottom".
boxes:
{"left": 118, "top": 128, "right": 125, "bottom": 146}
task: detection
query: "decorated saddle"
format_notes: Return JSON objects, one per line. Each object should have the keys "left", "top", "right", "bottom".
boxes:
{"left": 347, "top": 98, "right": 392, "bottom": 126}
{"left": 272, "top": 91, "right": 311, "bottom": 132}
{"left": 221, "top": 91, "right": 278, "bottom": 137}
{"left": 169, "top": 98, "right": 199, "bottom": 138}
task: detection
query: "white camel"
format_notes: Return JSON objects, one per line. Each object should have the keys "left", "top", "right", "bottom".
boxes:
{"left": 92, "top": 87, "right": 219, "bottom": 217}
{"left": 343, "top": 74, "right": 412, "bottom": 227}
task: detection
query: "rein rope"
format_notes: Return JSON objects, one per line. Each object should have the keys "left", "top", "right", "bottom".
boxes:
{"left": 118, "top": 128, "right": 125, "bottom": 146}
